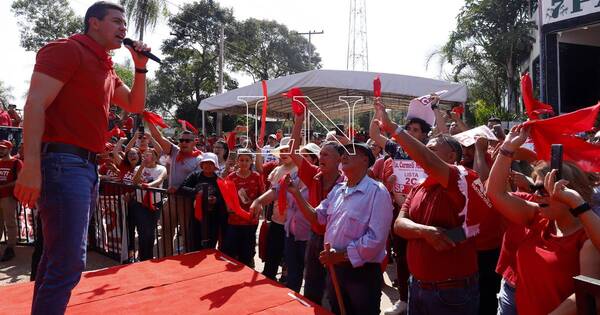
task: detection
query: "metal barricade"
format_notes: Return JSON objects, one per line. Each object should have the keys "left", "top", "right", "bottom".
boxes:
{"left": 0, "top": 201, "right": 37, "bottom": 245}
{"left": 91, "top": 180, "right": 198, "bottom": 263}
{"left": 574, "top": 275, "right": 600, "bottom": 314}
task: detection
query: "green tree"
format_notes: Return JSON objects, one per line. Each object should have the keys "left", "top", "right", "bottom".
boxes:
{"left": 227, "top": 18, "right": 321, "bottom": 81}
{"left": 114, "top": 61, "right": 134, "bottom": 88}
{"left": 439, "top": 0, "right": 535, "bottom": 113}
{"left": 119, "top": 0, "right": 168, "bottom": 41}
{"left": 11, "top": 0, "right": 82, "bottom": 51}
{"left": 0, "top": 81, "right": 15, "bottom": 105}
{"left": 149, "top": 0, "right": 238, "bottom": 129}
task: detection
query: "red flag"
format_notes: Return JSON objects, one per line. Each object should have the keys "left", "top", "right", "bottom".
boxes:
{"left": 525, "top": 103, "right": 600, "bottom": 172}
{"left": 178, "top": 119, "right": 198, "bottom": 134}
{"left": 452, "top": 105, "right": 465, "bottom": 116}
{"left": 216, "top": 179, "right": 252, "bottom": 221}
{"left": 142, "top": 111, "right": 168, "bottom": 128}
{"left": 283, "top": 87, "right": 306, "bottom": 115}
{"left": 226, "top": 131, "right": 237, "bottom": 150}
{"left": 258, "top": 80, "right": 268, "bottom": 147}
{"left": 373, "top": 75, "right": 381, "bottom": 98}
{"left": 105, "top": 126, "right": 125, "bottom": 141}
{"left": 194, "top": 193, "right": 203, "bottom": 221}
{"left": 142, "top": 190, "right": 156, "bottom": 211}
{"left": 521, "top": 73, "right": 554, "bottom": 120}
{"left": 277, "top": 175, "right": 288, "bottom": 215}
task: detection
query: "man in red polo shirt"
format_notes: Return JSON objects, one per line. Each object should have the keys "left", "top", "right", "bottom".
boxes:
{"left": 376, "top": 103, "right": 481, "bottom": 315}
{"left": 14, "top": 2, "right": 150, "bottom": 314}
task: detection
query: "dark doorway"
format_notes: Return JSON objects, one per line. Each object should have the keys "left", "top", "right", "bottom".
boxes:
{"left": 559, "top": 42, "right": 600, "bottom": 113}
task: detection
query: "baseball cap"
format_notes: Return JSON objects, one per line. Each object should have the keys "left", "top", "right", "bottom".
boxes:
{"left": 343, "top": 143, "right": 375, "bottom": 167}
{"left": 272, "top": 137, "right": 293, "bottom": 158}
{"left": 199, "top": 152, "right": 218, "bottom": 168}
{"left": 301, "top": 143, "right": 321, "bottom": 156}
{"left": 0, "top": 140, "right": 13, "bottom": 149}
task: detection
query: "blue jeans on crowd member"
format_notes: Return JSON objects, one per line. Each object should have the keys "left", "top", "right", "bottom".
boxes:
{"left": 496, "top": 278, "right": 517, "bottom": 315}
{"left": 303, "top": 232, "right": 327, "bottom": 305}
{"left": 408, "top": 274, "right": 480, "bottom": 315}
{"left": 284, "top": 234, "right": 307, "bottom": 292}
{"left": 128, "top": 200, "right": 160, "bottom": 261}
{"left": 31, "top": 153, "right": 98, "bottom": 315}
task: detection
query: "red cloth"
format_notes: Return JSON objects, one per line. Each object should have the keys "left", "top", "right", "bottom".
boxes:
{"left": 175, "top": 149, "right": 202, "bottom": 163}
{"left": 402, "top": 166, "right": 478, "bottom": 281}
{"left": 261, "top": 161, "right": 279, "bottom": 189}
{"left": 105, "top": 126, "right": 126, "bottom": 141}
{"left": 226, "top": 131, "right": 237, "bottom": 150}
{"left": 0, "top": 110, "right": 12, "bottom": 127}
{"left": 297, "top": 159, "right": 345, "bottom": 235}
{"left": 452, "top": 104, "right": 465, "bottom": 116}
{"left": 283, "top": 87, "right": 306, "bottom": 115}
{"left": 277, "top": 175, "right": 288, "bottom": 216}
{"left": 495, "top": 192, "right": 534, "bottom": 286}
{"left": 178, "top": 119, "right": 198, "bottom": 134}
{"left": 123, "top": 116, "right": 134, "bottom": 132}
{"left": 217, "top": 178, "right": 252, "bottom": 221}
{"left": 521, "top": 72, "right": 554, "bottom": 120}
{"left": 36, "top": 34, "right": 123, "bottom": 153}
{"left": 515, "top": 213, "right": 588, "bottom": 315}
{"left": 226, "top": 171, "right": 264, "bottom": 225}
{"left": 373, "top": 76, "right": 381, "bottom": 98}
{"left": 0, "top": 159, "right": 22, "bottom": 198}
{"left": 142, "top": 111, "right": 168, "bottom": 128}
{"left": 194, "top": 193, "right": 203, "bottom": 221}
{"left": 525, "top": 103, "right": 600, "bottom": 172}
{"left": 142, "top": 188, "right": 156, "bottom": 211}
{"left": 258, "top": 80, "right": 268, "bottom": 147}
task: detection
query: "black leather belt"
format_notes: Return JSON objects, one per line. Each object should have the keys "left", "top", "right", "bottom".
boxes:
{"left": 42, "top": 142, "right": 97, "bottom": 164}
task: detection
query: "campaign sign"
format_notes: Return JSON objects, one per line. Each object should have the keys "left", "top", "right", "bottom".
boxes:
{"left": 392, "top": 159, "right": 426, "bottom": 194}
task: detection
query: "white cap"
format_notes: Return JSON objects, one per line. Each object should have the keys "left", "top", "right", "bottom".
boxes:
{"left": 301, "top": 143, "right": 321, "bottom": 156}
{"left": 272, "top": 137, "right": 292, "bottom": 158}
{"left": 199, "top": 152, "right": 219, "bottom": 168}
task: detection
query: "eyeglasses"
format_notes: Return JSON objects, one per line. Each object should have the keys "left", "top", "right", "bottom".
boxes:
{"left": 178, "top": 139, "right": 193, "bottom": 143}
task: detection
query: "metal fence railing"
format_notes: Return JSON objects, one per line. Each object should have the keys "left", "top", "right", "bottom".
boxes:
{"left": 575, "top": 275, "right": 600, "bottom": 314}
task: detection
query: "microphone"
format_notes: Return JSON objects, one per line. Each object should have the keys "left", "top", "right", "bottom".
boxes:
{"left": 123, "top": 38, "right": 162, "bottom": 64}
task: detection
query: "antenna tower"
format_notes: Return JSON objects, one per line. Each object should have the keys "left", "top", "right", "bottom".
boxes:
{"left": 346, "top": 0, "right": 369, "bottom": 71}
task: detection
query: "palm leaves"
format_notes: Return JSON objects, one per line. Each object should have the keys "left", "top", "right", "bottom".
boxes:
{"left": 120, "top": 0, "right": 168, "bottom": 41}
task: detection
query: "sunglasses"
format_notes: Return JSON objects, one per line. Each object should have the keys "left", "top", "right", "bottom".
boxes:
{"left": 178, "top": 139, "right": 194, "bottom": 143}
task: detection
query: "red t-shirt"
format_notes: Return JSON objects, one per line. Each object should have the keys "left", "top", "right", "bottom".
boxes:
{"left": 0, "top": 159, "right": 22, "bottom": 198}
{"left": 495, "top": 192, "right": 533, "bottom": 286}
{"left": 226, "top": 171, "right": 264, "bottom": 225}
{"left": 123, "top": 116, "right": 134, "bottom": 132}
{"left": 0, "top": 111, "right": 12, "bottom": 127}
{"left": 516, "top": 213, "right": 588, "bottom": 315}
{"left": 403, "top": 166, "right": 478, "bottom": 281}
{"left": 35, "top": 35, "right": 123, "bottom": 153}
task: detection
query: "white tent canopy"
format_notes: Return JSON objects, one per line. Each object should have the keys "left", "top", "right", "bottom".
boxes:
{"left": 199, "top": 69, "right": 467, "bottom": 119}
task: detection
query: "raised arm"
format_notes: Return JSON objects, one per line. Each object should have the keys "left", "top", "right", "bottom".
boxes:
{"left": 486, "top": 125, "right": 537, "bottom": 225}
{"left": 368, "top": 117, "right": 389, "bottom": 149}
{"left": 147, "top": 121, "right": 175, "bottom": 155}
{"left": 113, "top": 137, "right": 127, "bottom": 165}
{"left": 473, "top": 137, "right": 491, "bottom": 182}
{"left": 376, "top": 102, "right": 451, "bottom": 188}
{"left": 112, "top": 41, "right": 150, "bottom": 114}
{"left": 289, "top": 112, "right": 306, "bottom": 168}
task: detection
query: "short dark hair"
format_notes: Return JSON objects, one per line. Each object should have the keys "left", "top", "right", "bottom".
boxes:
{"left": 179, "top": 130, "right": 195, "bottom": 137}
{"left": 321, "top": 141, "right": 344, "bottom": 156}
{"left": 406, "top": 117, "right": 432, "bottom": 135}
{"left": 436, "top": 134, "right": 462, "bottom": 163}
{"left": 84, "top": 1, "right": 125, "bottom": 33}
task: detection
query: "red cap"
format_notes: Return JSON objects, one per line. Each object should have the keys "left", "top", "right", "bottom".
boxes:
{"left": 0, "top": 140, "right": 13, "bottom": 149}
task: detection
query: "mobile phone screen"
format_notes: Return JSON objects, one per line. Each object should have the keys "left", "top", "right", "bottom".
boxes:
{"left": 444, "top": 226, "right": 467, "bottom": 243}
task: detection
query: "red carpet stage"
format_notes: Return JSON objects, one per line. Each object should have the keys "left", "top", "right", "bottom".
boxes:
{"left": 0, "top": 250, "right": 331, "bottom": 314}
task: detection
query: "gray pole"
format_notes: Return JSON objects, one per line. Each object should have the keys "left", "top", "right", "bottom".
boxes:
{"left": 298, "top": 30, "right": 324, "bottom": 70}
{"left": 215, "top": 24, "right": 225, "bottom": 136}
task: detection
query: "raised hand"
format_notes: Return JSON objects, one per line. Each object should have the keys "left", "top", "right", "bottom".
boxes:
{"left": 502, "top": 124, "right": 530, "bottom": 152}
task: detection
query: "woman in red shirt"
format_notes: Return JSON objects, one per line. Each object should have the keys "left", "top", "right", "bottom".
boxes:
{"left": 221, "top": 149, "right": 264, "bottom": 266}
{"left": 487, "top": 124, "right": 600, "bottom": 315}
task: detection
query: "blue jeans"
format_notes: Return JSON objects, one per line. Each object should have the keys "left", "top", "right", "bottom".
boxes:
{"left": 32, "top": 152, "right": 98, "bottom": 315}
{"left": 284, "top": 234, "right": 307, "bottom": 292}
{"left": 408, "top": 275, "right": 480, "bottom": 315}
{"left": 496, "top": 278, "right": 517, "bottom": 315}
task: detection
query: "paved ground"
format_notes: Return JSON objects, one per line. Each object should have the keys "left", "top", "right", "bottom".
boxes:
{"left": 0, "top": 244, "right": 400, "bottom": 314}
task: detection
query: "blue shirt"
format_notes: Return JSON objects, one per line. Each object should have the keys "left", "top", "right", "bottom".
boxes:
{"left": 315, "top": 175, "right": 394, "bottom": 267}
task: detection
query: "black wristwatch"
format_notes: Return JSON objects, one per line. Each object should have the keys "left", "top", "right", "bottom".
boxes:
{"left": 570, "top": 202, "right": 591, "bottom": 217}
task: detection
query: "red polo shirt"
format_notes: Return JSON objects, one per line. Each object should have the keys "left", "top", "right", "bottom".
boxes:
{"left": 402, "top": 166, "right": 478, "bottom": 281}
{"left": 34, "top": 34, "right": 123, "bottom": 153}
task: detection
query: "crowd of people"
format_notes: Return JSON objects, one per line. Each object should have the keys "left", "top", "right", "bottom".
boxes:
{"left": 3, "top": 2, "right": 600, "bottom": 315}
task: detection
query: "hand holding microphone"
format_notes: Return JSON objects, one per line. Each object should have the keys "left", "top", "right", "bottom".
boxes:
{"left": 122, "top": 38, "right": 161, "bottom": 66}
